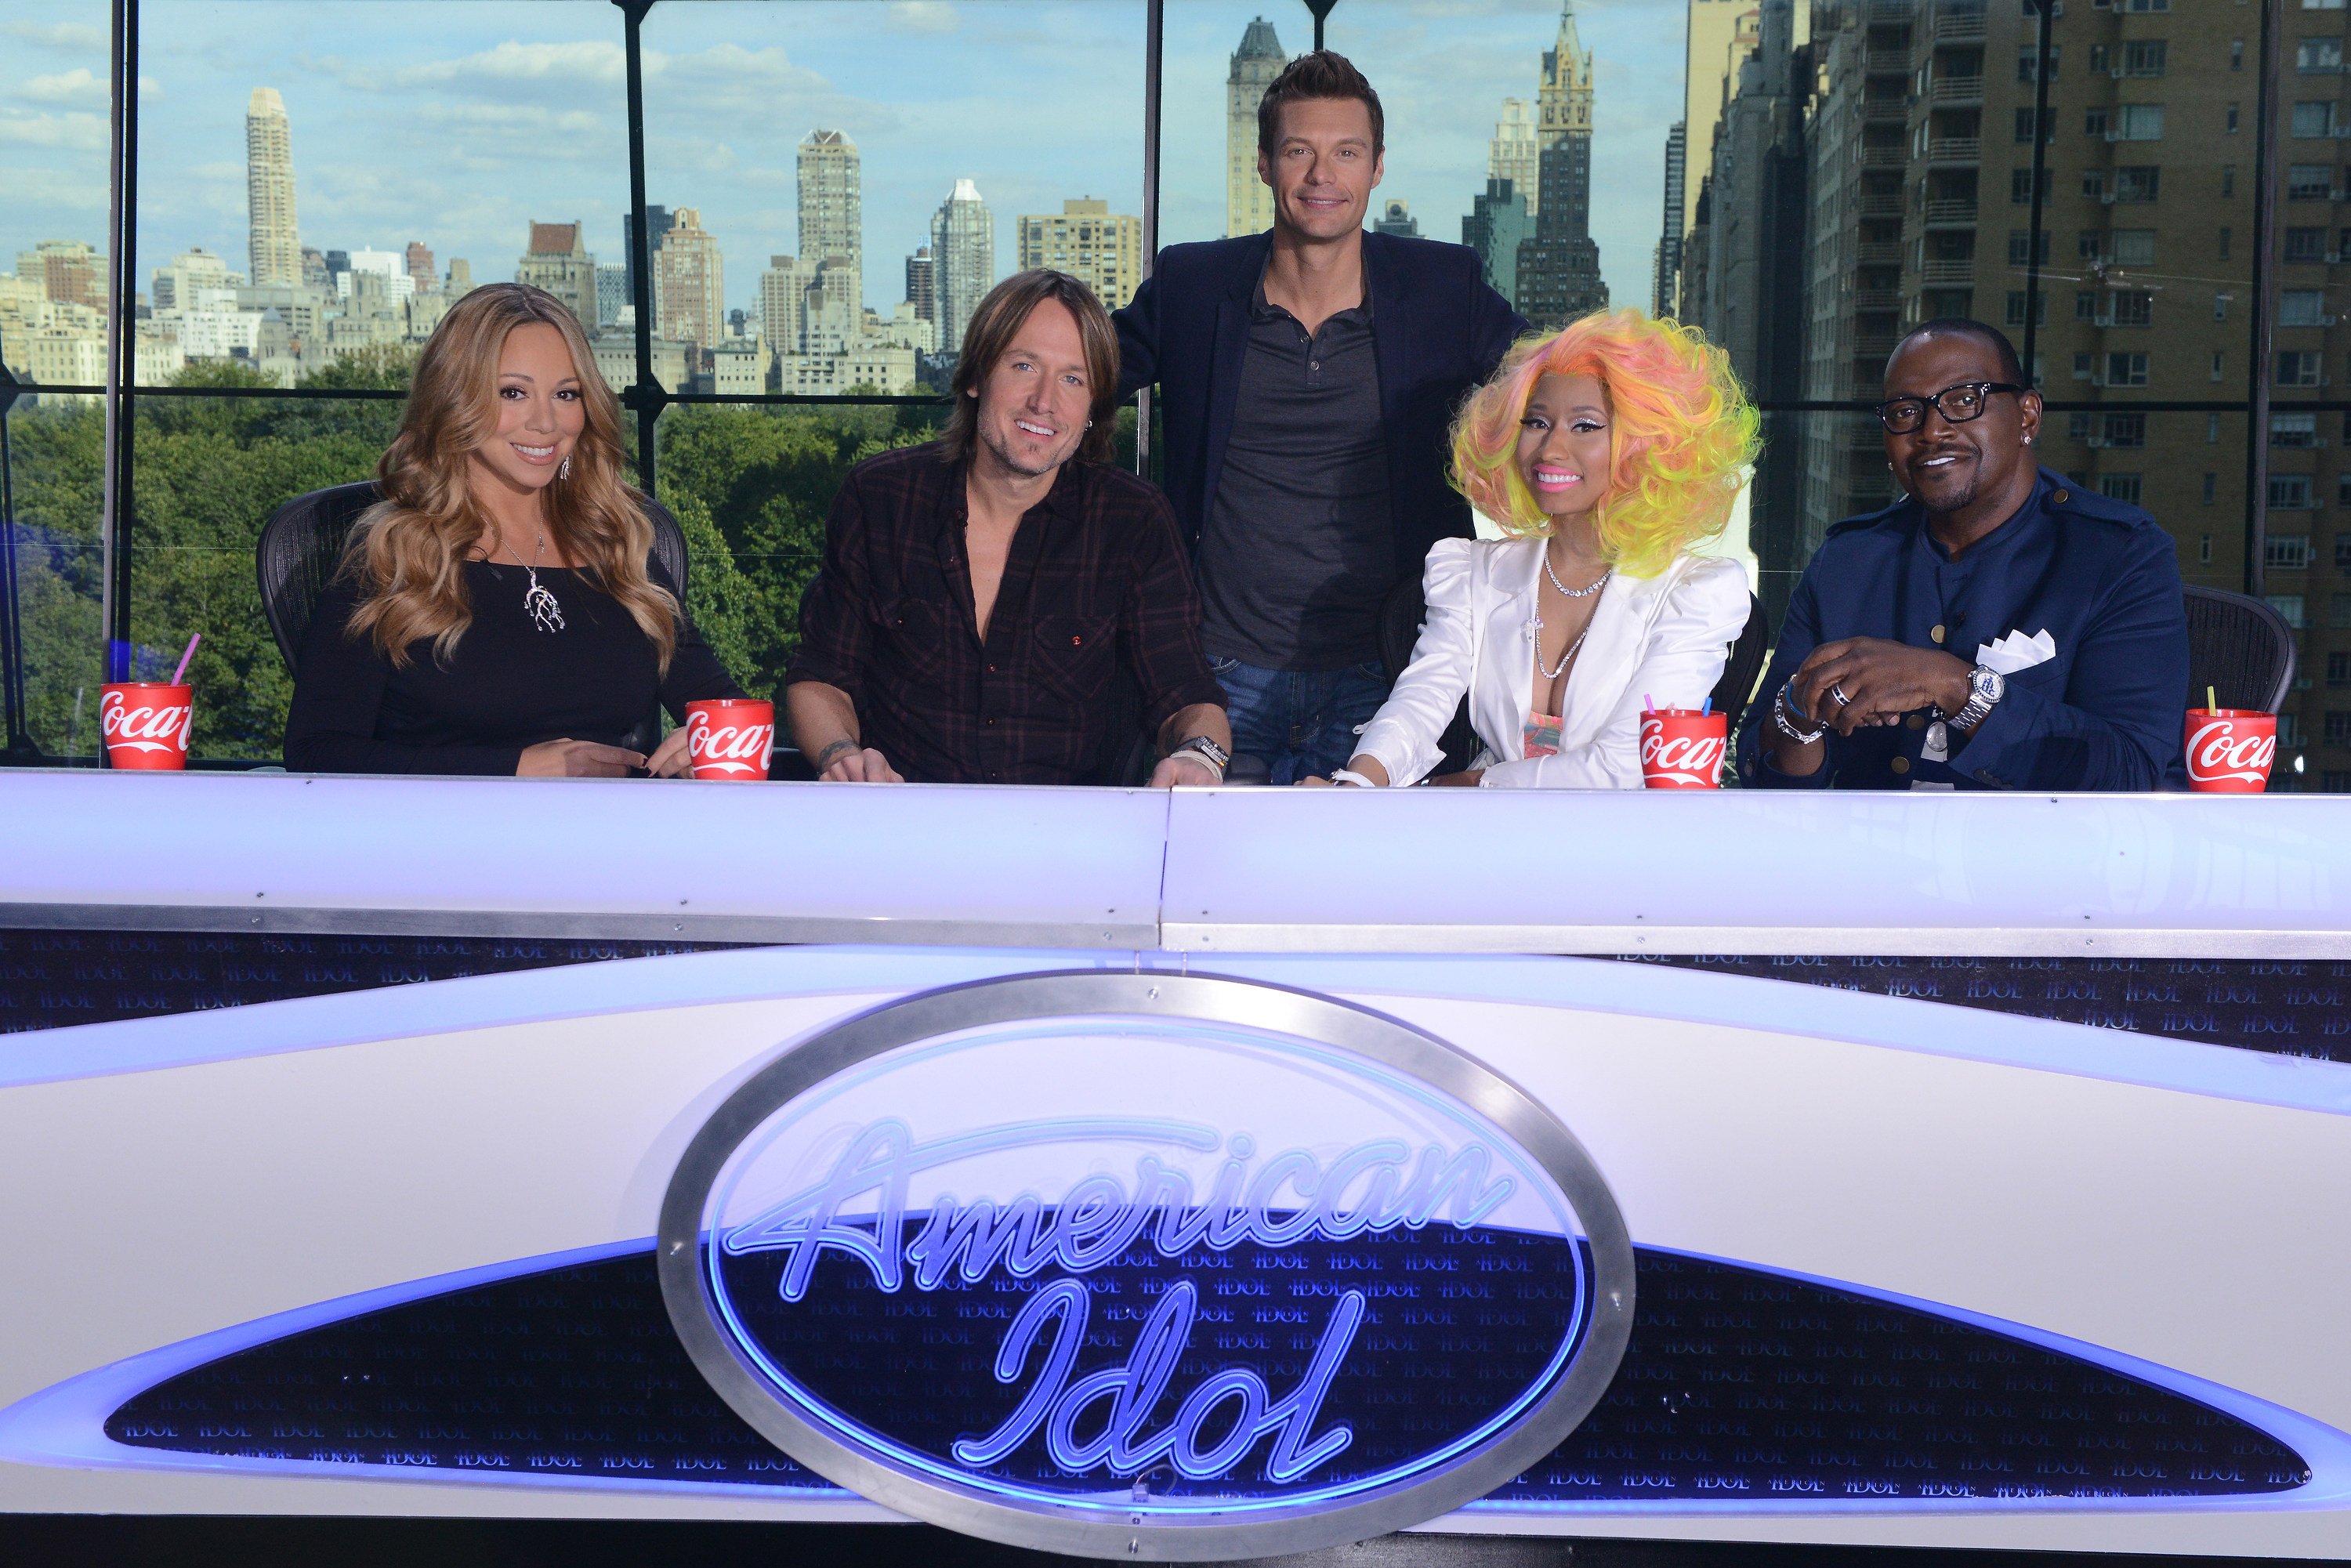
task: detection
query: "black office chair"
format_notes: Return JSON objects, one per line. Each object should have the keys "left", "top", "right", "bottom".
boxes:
{"left": 1709, "top": 593, "right": 1770, "bottom": 739}
{"left": 256, "top": 479, "right": 693, "bottom": 753}
{"left": 2183, "top": 584, "right": 2296, "bottom": 714}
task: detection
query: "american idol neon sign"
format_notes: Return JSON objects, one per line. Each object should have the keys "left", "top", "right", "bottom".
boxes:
{"left": 659, "top": 973, "right": 1633, "bottom": 1560}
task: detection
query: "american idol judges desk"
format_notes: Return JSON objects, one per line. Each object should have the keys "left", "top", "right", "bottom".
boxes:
{"left": 279, "top": 50, "right": 2194, "bottom": 797}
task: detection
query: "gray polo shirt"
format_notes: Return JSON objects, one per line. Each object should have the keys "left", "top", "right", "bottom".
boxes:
{"left": 1196, "top": 277, "right": 1393, "bottom": 672}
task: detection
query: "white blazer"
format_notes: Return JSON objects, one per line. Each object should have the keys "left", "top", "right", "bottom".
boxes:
{"left": 1354, "top": 536, "right": 1750, "bottom": 789}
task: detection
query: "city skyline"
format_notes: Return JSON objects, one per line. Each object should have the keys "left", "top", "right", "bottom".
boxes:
{"left": 1, "top": 1, "right": 1686, "bottom": 324}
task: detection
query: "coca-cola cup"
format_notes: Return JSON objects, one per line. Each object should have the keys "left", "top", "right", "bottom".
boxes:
{"left": 2183, "top": 708, "right": 2277, "bottom": 793}
{"left": 684, "top": 697, "right": 774, "bottom": 781}
{"left": 1639, "top": 708, "right": 1728, "bottom": 789}
{"left": 100, "top": 683, "right": 194, "bottom": 770}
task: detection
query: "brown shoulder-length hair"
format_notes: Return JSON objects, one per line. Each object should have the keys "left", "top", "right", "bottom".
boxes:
{"left": 940, "top": 270, "right": 1120, "bottom": 467}
{"left": 342, "top": 281, "right": 678, "bottom": 672}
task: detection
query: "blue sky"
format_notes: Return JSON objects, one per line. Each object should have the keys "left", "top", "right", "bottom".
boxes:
{"left": 2, "top": 0, "right": 1688, "bottom": 318}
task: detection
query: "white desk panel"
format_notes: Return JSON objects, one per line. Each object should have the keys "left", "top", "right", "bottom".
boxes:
{"left": 0, "top": 772, "right": 1170, "bottom": 947}
{"left": 1161, "top": 787, "right": 2351, "bottom": 955}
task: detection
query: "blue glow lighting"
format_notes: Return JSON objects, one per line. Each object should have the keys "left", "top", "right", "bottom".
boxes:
{"left": 24, "top": 1244, "right": 2343, "bottom": 1515}
{"left": 691, "top": 1016, "right": 1598, "bottom": 1515}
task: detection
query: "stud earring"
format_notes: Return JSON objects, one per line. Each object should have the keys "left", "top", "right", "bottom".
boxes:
{"left": 2022, "top": 436, "right": 2034, "bottom": 447}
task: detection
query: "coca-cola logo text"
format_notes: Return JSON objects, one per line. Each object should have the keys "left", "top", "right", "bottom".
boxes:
{"left": 687, "top": 711, "right": 774, "bottom": 777}
{"left": 100, "top": 689, "right": 192, "bottom": 755}
{"left": 2186, "top": 719, "right": 2276, "bottom": 785}
{"left": 1639, "top": 719, "right": 1725, "bottom": 787}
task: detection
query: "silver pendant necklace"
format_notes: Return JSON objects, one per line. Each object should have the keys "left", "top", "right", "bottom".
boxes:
{"left": 1534, "top": 556, "right": 1610, "bottom": 681}
{"left": 501, "top": 526, "right": 566, "bottom": 633}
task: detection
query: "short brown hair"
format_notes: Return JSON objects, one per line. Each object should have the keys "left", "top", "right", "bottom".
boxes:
{"left": 942, "top": 270, "right": 1121, "bottom": 466}
{"left": 1257, "top": 50, "right": 1385, "bottom": 160}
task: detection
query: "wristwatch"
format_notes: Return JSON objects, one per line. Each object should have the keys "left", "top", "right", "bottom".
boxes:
{"left": 1168, "top": 735, "right": 1230, "bottom": 778}
{"left": 1949, "top": 664, "right": 2005, "bottom": 730}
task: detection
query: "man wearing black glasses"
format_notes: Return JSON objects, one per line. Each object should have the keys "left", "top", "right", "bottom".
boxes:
{"left": 1737, "top": 319, "right": 2189, "bottom": 791}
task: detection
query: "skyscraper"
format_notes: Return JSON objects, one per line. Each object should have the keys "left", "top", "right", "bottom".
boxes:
{"left": 621, "top": 205, "right": 673, "bottom": 310}
{"left": 905, "top": 245, "right": 937, "bottom": 328}
{"left": 930, "top": 179, "right": 994, "bottom": 360}
{"left": 1463, "top": 178, "right": 1530, "bottom": 306}
{"left": 1373, "top": 201, "right": 1420, "bottom": 238}
{"left": 1679, "top": 0, "right": 1751, "bottom": 254}
{"left": 1514, "top": 1, "right": 1608, "bottom": 328}
{"left": 760, "top": 255, "right": 815, "bottom": 353}
{"left": 1016, "top": 198, "right": 1143, "bottom": 311}
{"left": 798, "top": 130, "right": 862, "bottom": 320}
{"left": 404, "top": 241, "right": 436, "bottom": 296}
{"left": 595, "top": 263, "right": 628, "bottom": 328}
{"left": 245, "top": 88, "right": 300, "bottom": 288}
{"left": 1226, "top": 17, "right": 1286, "bottom": 237}
{"left": 1656, "top": 121, "right": 1686, "bottom": 319}
{"left": 1489, "top": 98, "right": 1540, "bottom": 219}
{"left": 654, "top": 207, "right": 723, "bottom": 349}
{"left": 516, "top": 222, "right": 597, "bottom": 327}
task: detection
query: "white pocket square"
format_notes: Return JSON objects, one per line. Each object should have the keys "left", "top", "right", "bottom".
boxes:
{"left": 1975, "top": 627, "right": 2056, "bottom": 675}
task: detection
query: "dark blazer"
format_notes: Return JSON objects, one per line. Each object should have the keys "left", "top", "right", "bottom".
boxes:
{"left": 1734, "top": 470, "right": 2191, "bottom": 792}
{"left": 1114, "top": 229, "right": 1528, "bottom": 581}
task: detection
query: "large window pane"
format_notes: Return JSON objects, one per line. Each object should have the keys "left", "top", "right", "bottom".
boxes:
{"left": 133, "top": 0, "right": 629, "bottom": 388}
{"left": 130, "top": 389, "right": 403, "bottom": 761}
{"left": 5, "top": 400, "right": 106, "bottom": 757}
{"left": 2270, "top": 0, "right": 2351, "bottom": 791}
{"left": 2, "top": 2, "right": 110, "bottom": 756}
{"left": 641, "top": 1, "right": 1146, "bottom": 395}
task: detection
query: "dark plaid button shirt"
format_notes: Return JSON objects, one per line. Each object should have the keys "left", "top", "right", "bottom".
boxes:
{"left": 785, "top": 444, "right": 1226, "bottom": 785}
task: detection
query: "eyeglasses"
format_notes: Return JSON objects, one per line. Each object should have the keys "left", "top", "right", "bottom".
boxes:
{"left": 1874, "top": 382, "right": 2027, "bottom": 434}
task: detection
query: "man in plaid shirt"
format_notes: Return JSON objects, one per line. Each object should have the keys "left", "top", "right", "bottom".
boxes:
{"left": 785, "top": 271, "right": 1231, "bottom": 787}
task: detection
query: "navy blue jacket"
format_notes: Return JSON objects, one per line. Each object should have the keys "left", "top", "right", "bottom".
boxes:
{"left": 1735, "top": 471, "right": 2190, "bottom": 791}
{"left": 1114, "top": 230, "right": 1528, "bottom": 581}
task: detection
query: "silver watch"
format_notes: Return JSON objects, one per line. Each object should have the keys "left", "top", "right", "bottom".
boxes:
{"left": 1950, "top": 664, "right": 2005, "bottom": 730}
{"left": 1168, "top": 735, "right": 1230, "bottom": 776}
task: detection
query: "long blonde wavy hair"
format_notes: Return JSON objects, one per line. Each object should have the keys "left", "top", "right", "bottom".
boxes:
{"left": 342, "top": 282, "right": 678, "bottom": 672}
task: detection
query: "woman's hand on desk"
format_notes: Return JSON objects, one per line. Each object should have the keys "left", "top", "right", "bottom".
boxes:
{"left": 518, "top": 739, "right": 646, "bottom": 777}
{"left": 646, "top": 728, "right": 694, "bottom": 778}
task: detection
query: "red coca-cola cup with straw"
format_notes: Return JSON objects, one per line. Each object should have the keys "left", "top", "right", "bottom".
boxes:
{"left": 2183, "top": 708, "right": 2277, "bottom": 793}
{"left": 1639, "top": 708, "right": 1728, "bottom": 789}
{"left": 100, "top": 683, "right": 194, "bottom": 770}
{"left": 684, "top": 697, "right": 774, "bottom": 780}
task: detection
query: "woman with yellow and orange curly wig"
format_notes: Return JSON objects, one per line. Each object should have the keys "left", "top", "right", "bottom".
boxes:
{"left": 1311, "top": 309, "right": 1759, "bottom": 789}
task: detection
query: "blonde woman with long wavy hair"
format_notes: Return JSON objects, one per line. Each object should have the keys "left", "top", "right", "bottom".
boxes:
{"left": 1305, "top": 310, "right": 1759, "bottom": 789}
{"left": 283, "top": 283, "right": 744, "bottom": 776}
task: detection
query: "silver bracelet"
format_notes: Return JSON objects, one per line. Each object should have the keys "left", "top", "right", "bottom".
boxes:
{"left": 1771, "top": 687, "right": 1828, "bottom": 745}
{"left": 1330, "top": 767, "right": 1379, "bottom": 788}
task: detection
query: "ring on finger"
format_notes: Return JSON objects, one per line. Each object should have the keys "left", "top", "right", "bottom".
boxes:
{"left": 1828, "top": 682, "right": 1852, "bottom": 708}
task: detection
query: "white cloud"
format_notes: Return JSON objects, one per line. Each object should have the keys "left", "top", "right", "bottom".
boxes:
{"left": 21, "top": 67, "right": 103, "bottom": 103}
{"left": 886, "top": 2, "right": 961, "bottom": 35}
{"left": 0, "top": 19, "right": 106, "bottom": 50}
{"left": 0, "top": 107, "right": 107, "bottom": 151}
{"left": 379, "top": 39, "right": 628, "bottom": 90}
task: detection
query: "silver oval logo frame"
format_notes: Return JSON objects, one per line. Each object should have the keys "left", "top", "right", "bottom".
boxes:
{"left": 657, "top": 972, "right": 1635, "bottom": 1561}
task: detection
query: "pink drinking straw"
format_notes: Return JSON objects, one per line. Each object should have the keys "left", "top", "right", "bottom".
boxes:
{"left": 168, "top": 632, "right": 201, "bottom": 686}
{"left": 1644, "top": 693, "right": 1655, "bottom": 713}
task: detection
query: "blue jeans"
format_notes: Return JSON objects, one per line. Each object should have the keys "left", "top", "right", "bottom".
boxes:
{"left": 1209, "top": 655, "right": 1393, "bottom": 785}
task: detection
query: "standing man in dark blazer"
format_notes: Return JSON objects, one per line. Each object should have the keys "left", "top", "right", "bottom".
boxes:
{"left": 1115, "top": 51, "right": 1527, "bottom": 782}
